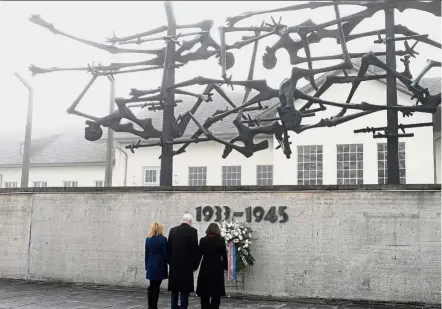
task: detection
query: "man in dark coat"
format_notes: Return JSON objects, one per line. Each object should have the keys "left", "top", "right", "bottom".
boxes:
{"left": 167, "top": 214, "right": 199, "bottom": 309}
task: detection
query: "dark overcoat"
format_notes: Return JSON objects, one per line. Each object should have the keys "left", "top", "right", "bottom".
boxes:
{"left": 196, "top": 234, "right": 228, "bottom": 297}
{"left": 167, "top": 223, "right": 199, "bottom": 293}
{"left": 145, "top": 235, "right": 168, "bottom": 281}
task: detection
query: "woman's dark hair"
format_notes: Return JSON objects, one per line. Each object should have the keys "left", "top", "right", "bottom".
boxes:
{"left": 206, "top": 223, "right": 221, "bottom": 235}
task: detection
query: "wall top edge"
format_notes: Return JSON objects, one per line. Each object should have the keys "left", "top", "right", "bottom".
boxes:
{"left": 0, "top": 184, "right": 440, "bottom": 194}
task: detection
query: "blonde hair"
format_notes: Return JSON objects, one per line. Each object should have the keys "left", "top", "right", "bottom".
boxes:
{"left": 148, "top": 222, "right": 164, "bottom": 237}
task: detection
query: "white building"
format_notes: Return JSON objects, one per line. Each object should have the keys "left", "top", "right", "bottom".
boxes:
{"left": 0, "top": 132, "right": 107, "bottom": 188}
{"left": 1, "top": 61, "right": 440, "bottom": 187}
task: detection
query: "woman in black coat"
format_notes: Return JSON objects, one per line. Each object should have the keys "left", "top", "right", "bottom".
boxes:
{"left": 196, "top": 223, "right": 228, "bottom": 309}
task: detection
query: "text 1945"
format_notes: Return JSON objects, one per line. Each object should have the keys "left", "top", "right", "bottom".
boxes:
{"left": 195, "top": 206, "right": 288, "bottom": 223}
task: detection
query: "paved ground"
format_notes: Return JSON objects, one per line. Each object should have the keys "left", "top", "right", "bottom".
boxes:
{"left": 0, "top": 280, "right": 440, "bottom": 309}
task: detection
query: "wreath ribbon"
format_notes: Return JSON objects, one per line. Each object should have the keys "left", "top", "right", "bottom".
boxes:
{"left": 227, "top": 242, "right": 237, "bottom": 281}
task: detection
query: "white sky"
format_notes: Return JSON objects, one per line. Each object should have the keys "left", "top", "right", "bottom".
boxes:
{"left": 0, "top": 1, "right": 440, "bottom": 138}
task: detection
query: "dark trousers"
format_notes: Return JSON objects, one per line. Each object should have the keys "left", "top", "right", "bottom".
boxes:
{"left": 171, "top": 291, "right": 190, "bottom": 309}
{"left": 200, "top": 296, "right": 221, "bottom": 309}
{"left": 147, "top": 280, "right": 162, "bottom": 309}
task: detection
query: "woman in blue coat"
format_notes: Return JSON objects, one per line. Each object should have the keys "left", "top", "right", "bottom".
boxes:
{"left": 145, "top": 222, "right": 168, "bottom": 309}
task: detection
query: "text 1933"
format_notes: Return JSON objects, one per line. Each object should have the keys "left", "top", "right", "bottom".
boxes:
{"left": 195, "top": 206, "right": 288, "bottom": 223}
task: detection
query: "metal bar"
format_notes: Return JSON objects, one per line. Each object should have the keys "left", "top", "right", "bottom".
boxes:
{"left": 373, "top": 133, "right": 414, "bottom": 138}
{"left": 240, "top": 21, "right": 263, "bottom": 110}
{"left": 104, "top": 76, "right": 116, "bottom": 187}
{"left": 15, "top": 73, "right": 34, "bottom": 188}
{"left": 392, "top": 34, "right": 429, "bottom": 41}
{"left": 119, "top": 30, "right": 208, "bottom": 45}
{"left": 241, "top": 117, "right": 281, "bottom": 124}
{"left": 374, "top": 34, "right": 429, "bottom": 44}
{"left": 99, "top": 64, "right": 184, "bottom": 76}
{"left": 160, "top": 1, "right": 177, "bottom": 186}
{"left": 385, "top": 4, "right": 400, "bottom": 184}
{"left": 354, "top": 122, "right": 434, "bottom": 133}
{"left": 126, "top": 137, "right": 213, "bottom": 150}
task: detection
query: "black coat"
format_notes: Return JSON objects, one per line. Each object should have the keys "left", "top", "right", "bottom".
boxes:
{"left": 196, "top": 234, "right": 228, "bottom": 297}
{"left": 167, "top": 223, "right": 199, "bottom": 293}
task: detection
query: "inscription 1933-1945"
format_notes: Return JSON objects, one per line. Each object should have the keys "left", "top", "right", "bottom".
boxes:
{"left": 195, "top": 206, "right": 288, "bottom": 223}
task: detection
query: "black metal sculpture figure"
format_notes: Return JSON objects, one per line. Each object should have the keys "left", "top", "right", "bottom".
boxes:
{"left": 29, "top": 0, "right": 441, "bottom": 185}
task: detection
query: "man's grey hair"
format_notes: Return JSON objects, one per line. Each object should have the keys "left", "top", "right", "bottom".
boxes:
{"left": 182, "top": 214, "right": 193, "bottom": 225}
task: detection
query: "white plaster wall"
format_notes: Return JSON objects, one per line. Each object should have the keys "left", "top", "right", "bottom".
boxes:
{"left": 274, "top": 80, "right": 434, "bottom": 185}
{"left": 0, "top": 165, "right": 105, "bottom": 187}
{"left": 119, "top": 138, "right": 273, "bottom": 186}
{"left": 112, "top": 146, "right": 129, "bottom": 187}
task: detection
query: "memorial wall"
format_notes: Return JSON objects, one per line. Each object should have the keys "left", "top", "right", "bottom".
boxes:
{"left": 0, "top": 186, "right": 440, "bottom": 304}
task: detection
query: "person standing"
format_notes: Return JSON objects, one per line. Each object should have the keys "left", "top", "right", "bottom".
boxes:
{"left": 196, "top": 223, "right": 228, "bottom": 309}
{"left": 145, "top": 222, "right": 168, "bottom": 309}
{"left": 167, "top": 214, "right": 199, "bottom": 309}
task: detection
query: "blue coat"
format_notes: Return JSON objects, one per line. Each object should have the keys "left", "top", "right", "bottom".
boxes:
{"left": 145, "top": 235, "right": 168, "bottom": 280}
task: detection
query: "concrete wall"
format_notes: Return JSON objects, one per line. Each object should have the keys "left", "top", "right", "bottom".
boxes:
{"left": 0, "top": 186, "right": 440, "bottom": 304}
{"left": 0, "top": 194, "right": 32, "bottom": 279}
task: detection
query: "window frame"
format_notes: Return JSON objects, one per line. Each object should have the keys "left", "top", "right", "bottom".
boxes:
{"left": 222, "top": 166, "right": 242, "bottom": 186}
{"left": 188, "top": 166, "right": 207, "bottom": 186}
{"left": 63, "top": 181, "right": 78, "bottom": 188}
{"left": 297, "top": 145, "right": 323, "bottom": 185}
{"left": 4, "top": 181, "right": 18, "bottom": 188}
{"left": 142, "top": 166, "right": 161, "bottom": 186}
{"left": 33, "top": 181, "right": 48, "bottom": 188}
{"left": 377, "top": 142, "right": 406, "bottom": 184}
{"left": 336, "top": 144, "right": 364, "bottom": 185}
{"left": 94, "top": 180, "right": 104, "bottom": 187}
{"left": 256, "top": 165, "right": 273, "bottom": 186}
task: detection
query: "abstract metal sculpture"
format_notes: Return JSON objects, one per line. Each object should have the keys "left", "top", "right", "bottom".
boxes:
{"left": 29, "top": 0, "right": 441, "bottom": 185}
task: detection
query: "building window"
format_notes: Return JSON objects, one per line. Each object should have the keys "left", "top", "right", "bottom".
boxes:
{"left": 143, "top": 167, "right": 160, "bottom": 186}
{"left": 297, "top": 145, "right": 323, "bottom": 185}
{"left": 94, "top": 181, "right": 104, "bottom": 187}
{"left": 188, "top": 166, "right": 207, "bottom": 186}
{"left": 377, "top": 142, "right": 406, "bottom": 184}
{"left": 257, "top": 165, "right": 273, "bottom": 185}
{"left": 337, "top": 144, "right": 364, "bottom": 185}
{"left": 63, "top": 181, "right": 78, "bottom": 187}
{"left": 222, "top": 166, "right": 241, "bottom": 186}
{"left": 4, "top": 182, "right": 18, "bottom": 188}
{"left": 33, "top": 181, "right": 47, "bottom": 188}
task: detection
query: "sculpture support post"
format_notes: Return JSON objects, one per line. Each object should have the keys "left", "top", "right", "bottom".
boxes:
{"left": 160, "top": 1, "right": 177, "bottom": 186}
{"left": 15, "top": 73, "right": 34, "bottom": 188}
{"left": 104, "top": 76, "right": 116, "bottom": 187}
{"left": 385, "top": 5, "right": 400, "bottom": 184}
